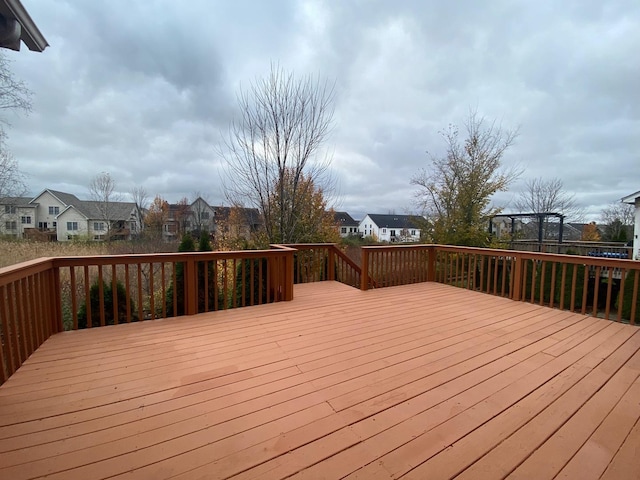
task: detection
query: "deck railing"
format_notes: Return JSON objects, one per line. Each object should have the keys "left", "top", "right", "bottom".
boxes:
{"left": 285, "top": 243, "right": 365, "bottom": 288}
{"left": 1, "top": 242, "right": 638, "bottom": 386}
{"left": 0, "top": 246, "right": 294, "bottom": 383}
{"left": 361, "top": 244, "right": 640, "bottom": 325}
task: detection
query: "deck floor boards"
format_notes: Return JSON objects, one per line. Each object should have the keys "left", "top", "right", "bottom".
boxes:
{"left": 1, "top": 281, "right": 639, "bottom": 479}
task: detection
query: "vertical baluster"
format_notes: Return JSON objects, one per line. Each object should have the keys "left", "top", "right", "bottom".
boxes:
{"left": 149, "top": 263, "right": 155, "bottom": 319}
{"left": 125, "top": 264, "right": 132, "bottom": 322}
{"left": 604, "top": 268, "right": 613, "bottom": 320}
{"left": 84, "top": 265, "right": 91, "bottom": 328}
{"left": 112, "top": 264, "right": 119, "bottom": 325}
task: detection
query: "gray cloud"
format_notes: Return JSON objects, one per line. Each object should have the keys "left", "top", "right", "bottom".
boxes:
{"left": 4, "top": 0, "right": 638, "bottom": 222}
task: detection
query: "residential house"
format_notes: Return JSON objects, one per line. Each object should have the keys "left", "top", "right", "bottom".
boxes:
{"left": 0, "top": 196, "right": 36, "bottom": 238}
{"left": 358, "top": 214, "right": 422, "bottom": 243}
{"left": 162, "top": 197, "right": 262, "bottom": 241}
{"left": 0, "top": 189, "right": 143, "bottom": 241}
{"left": 334, "top": 211, "right": 360, "bottom": 237}
{"left": 622, "top": 190, "right": 640, "bottom": 260}
{"left": 57, "top": 201, "right": 141, "bottom": 241}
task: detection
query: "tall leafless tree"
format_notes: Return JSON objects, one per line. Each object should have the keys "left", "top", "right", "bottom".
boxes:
{"left": 411, "top": 111, "right": 519, "bottom": 246}
{"left": 600, "top": 201, "right": 634, "bottom": 242}
{"left": 514, "top": 177, "right": 583, "bottom": 239}
{"left": 89, "top": 172, "right": 121, "bottom": 239}
{"left": 221, "top": 64, "right": 336, "bottom": 244}
{"left": 130, "top": 185, "right": 149, "bottom": 235}
{"left": 0, "top": 52, "right": 31, "bottom": 217}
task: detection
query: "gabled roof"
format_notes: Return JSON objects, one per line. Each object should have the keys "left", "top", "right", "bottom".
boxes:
{"left": 334, "top": 211, "right": 358, "bottom": 226}
{"left": 29, "top": 189, "right": 82, "bottom": 207}
{"left": 0, "top": 196, "right": 33, "bottom": 206}
{"left": 58, "top": 201, "right": 137, "bottom": 221}
{"left": 364, "top": 214, "right": 422, "bottom": 230}
{"left": 621, "top": 190, "right": 640, "bottom": 204}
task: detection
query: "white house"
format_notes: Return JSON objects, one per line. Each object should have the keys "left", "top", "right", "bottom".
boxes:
{"left": 1, "top": 189, "right": 143, "bottom": 241}
{"left": 334, "top": 211, "right": 360, "bottom": 237}
{"left": 358, "top": 214, "right": 422, "bottom": 243}
{"left": 622, "top": 190, "right": 640, "bottom": 260}
{"left": 0, "top": 196, "right": 35, "bottom": 237}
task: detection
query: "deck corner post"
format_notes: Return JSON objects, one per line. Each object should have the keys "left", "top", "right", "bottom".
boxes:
{"left": 512, "top": 254, "right": 524, "bottom": 301}
{"left": 427, "top": 245, "right": 436, "bottom": 282}
{"left": 327, "top": 245, "right": 336, "bottom": 281}
{"left": 361, "top": 247, "right": 370, "bottom": 291}
{"left": 184, "top": 258, "right": 197, "bottom": 315}
{"left": 284, "top": 250, "right": 294, "bottom": 301}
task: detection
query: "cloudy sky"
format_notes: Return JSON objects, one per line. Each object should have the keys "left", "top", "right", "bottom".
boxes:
{"left": 5, "top": 0, "right": 639, "bottom": 220}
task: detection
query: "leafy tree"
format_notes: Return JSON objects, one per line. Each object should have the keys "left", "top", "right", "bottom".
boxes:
{"left": 145, "top": 195, "right": 170, "bottom": 236}
{"left": 77, "top": 279, "right": 136, "bottom": 328}
{"left": 260, "top": 170, "right": 340, "bottom": 246}
{"left": 581, "top": 222, "right": 601, "bottom": 241}
{"left": 222, "top": 64, "right": 336, "bottom": 244}
{"left": 411, "top": 111, "right": 519, "bottom": 246}
{"left": 618, "top": 270, "right": 640, "bottom": 324}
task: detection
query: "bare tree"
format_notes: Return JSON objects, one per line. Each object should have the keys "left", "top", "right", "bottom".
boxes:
{"left": 0, "top": 52, "right": 32, "bottom": 220}
{"left": 600, "top": 202, "right": 634, "bottom": 242}
{"left": 89, "top": 172, "right": 121, "bottom": 239}
{"left": 221, "top": 64, "right": 336, "bottom": 244}
{"left": 190, "top": 191, "right": 213, "bottom": 234}
{"left": 129, "top": 185, "right": 148, "bottom": 235}
{"left": 0, "top": 52, "right": 31, "bottom": 119}
{"left": 514, "top": 177, "right": 583, "bottom": 239}
{"left": 411, "top": 111, "right": 519, "bottom": 246}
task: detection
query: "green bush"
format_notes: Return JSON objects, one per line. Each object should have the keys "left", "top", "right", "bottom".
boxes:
{"left": 618, "top": 270, "right": 640, "bottom": 324}
{"left": 77, "top": 279, "right": 136, "bottom": 328}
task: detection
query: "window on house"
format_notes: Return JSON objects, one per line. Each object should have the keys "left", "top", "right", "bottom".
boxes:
{"left": 21, "top": 216, "right": 31, "bottom": 224}
{"left": 5, "top": 205, "right": 16, "bottom": 214}
{"left": 49, "top": 206, "right": 60, "bottom": 215}
{"left": 53, "top": 222, "right": 57, "bottom": 228}
{"left": 5, "top": 221, "right": 17, "bottom": 230}
{"left": 382, "top": 228, "right": 386, "bottom": 234}
{"left": 341, "top": 227, "right": 347, "bottom": 234}
{"left": 201, "top": 212, "right": 210, "bottom": 220}
{"left": 411, "top": 230, "right": 416, "bottom": 235}
{"left": 390, "top": 230, "right": 396, "bottom": 237}
{"left": 93, "top": 222, "right": 105, "bottom": 231}
{"left": 67, "top": 222, "right": 78, "bottom": 231}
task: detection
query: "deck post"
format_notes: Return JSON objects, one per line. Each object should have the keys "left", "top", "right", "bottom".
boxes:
{"left": 512, "top": 254, "right": 524, "bottom": 301}
{"left": 184, "top": 258, "right": 197, "bottom": 315}
{"left": 327, "top": 245, "right": 336, "bottom": 281}
{"left": 361, "top": 247, "right": 369, "bottom": 291}
{"left": 51, "top": 265, "right": 63, "bottom": 333}
{"left": 283, "top": 250, "right": 294, "bottom": 301}
{"left": 427, "top": 246, "right": 436, "bottom": 282}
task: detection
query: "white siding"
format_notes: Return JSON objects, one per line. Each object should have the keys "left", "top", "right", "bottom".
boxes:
{"left": 56, "top": 208, "right": 88, "bottom": 241}
{"left": 30, "top": 191, "right": 66, "bottom": 231}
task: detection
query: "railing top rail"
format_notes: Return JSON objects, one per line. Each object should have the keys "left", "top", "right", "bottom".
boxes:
{"left": 45, "top": 248, "right": 292, "bottom": 268}
{"left": 0, "top": 257, "right": 56, "bottom": 286}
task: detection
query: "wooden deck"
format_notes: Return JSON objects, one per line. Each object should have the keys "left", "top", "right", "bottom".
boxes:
{"left": 0, "top": 281, "right": 639, "bottom": 480}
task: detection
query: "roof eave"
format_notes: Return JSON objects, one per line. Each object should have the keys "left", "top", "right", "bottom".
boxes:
{"left": 0, "top": 0, "right": 48, "bottom": 52}
{"left": 621, "top": 190, "right": 640, "bottom": 204}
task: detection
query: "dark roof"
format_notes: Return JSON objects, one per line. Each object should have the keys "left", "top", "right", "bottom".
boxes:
{"left": 366, "top": 214, "right": 422, "bottom": 229}
{"left": 0, "top": 196, "right": 33, "bottom": 206}
{"left": 215, "top": 206, "right": 263, "bottom": 226}
{"left": 29, "top": 189, "right": 82, "bottom": 207}
{"left": 334, "top": 211, "right": 358, "bottom": 226}
{"left": 63, "top": 201, "right": 137, "bottom": 221}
